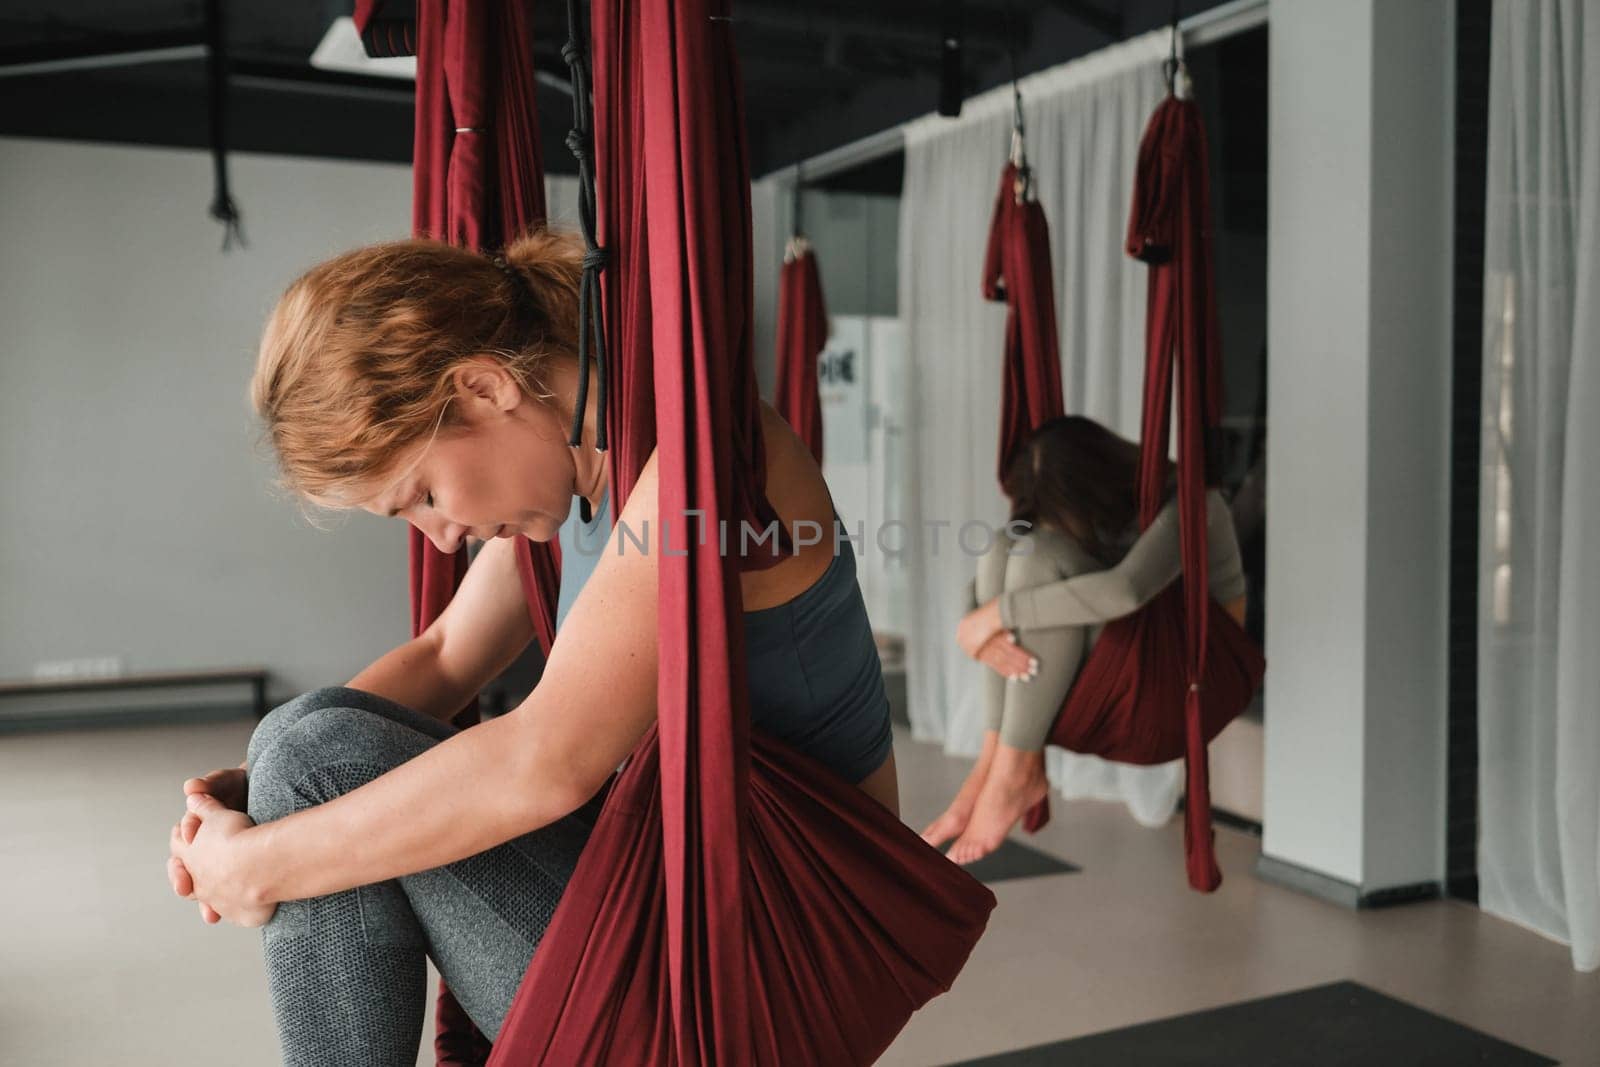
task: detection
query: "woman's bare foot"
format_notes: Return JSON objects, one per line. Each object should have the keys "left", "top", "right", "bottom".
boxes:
{"left": 946, "top": 744, "right": 1049, "bottom": 865}
{"left": 919, "top": 731, "right": 1000, "bottom": 847}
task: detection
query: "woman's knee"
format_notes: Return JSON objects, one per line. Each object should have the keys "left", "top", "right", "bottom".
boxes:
{"left": 247, "top": 706, "right": 423, "bottom": 825}
{"left": 974, "top": 533, "right": 1015, "bottom": 601}
{"left": 1000, "top": 531, "right": 1064, "bottom": 589}
{"left": 246, "top": 687, "right": 369, "bottom": 769}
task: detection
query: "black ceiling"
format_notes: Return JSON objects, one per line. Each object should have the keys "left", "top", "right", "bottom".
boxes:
{"left": 0, "top": 1, "right": 1238, "bottom": 188}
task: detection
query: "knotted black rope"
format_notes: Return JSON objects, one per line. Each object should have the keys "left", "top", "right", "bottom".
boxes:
{"left": 562, "top": 0, "right": 609, "bottom": 465}
{"left": 204, "top": 0, "right": 244, "bottom": 251}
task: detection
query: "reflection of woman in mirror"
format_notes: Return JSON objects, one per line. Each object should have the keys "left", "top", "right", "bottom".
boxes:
{"left": 922, "top": 416, "right": 1247, "bottom": 864}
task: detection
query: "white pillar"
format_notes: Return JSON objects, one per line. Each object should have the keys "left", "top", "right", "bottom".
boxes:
{"left": 1260, "top": 0, "right": 1453, "bottom": 902}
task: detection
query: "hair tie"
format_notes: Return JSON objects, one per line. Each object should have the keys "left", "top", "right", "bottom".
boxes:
{"left": 489, "top": 254, "right": 535, "bottom": 307}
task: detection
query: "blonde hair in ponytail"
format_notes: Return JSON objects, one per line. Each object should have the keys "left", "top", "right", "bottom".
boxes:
{"left": 251, "top": 227, "right": 583, "bottom": 508}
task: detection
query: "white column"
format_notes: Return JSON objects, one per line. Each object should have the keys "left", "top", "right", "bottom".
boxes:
{"left": 1260, "top": 0, "right": 1453, "bottom": 900}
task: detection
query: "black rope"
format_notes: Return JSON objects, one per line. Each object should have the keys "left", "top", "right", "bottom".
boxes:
{"left": 562, "top": 0, "right": 609, "bottom": 455}
{"left": 204, "top": 0, "right": 244, "bottom": 251}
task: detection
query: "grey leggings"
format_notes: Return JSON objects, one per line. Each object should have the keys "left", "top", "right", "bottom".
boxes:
{"left": 973, "top": 528, "right": 1103, "bottom": 751}
{"left": 244, "top": 687, "right": 601, "bottom": 1067}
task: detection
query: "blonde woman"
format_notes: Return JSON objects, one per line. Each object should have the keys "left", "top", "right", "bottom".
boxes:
{"left": 165, "top": 230, "right": 898, "bottom": 1064}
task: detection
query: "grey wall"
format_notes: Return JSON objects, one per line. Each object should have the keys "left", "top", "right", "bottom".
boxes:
{"left": 0, "top": 137, "right": 418, "bottom": 709}
{"left": 0, "top": 135, "right": 896, "bottom": 717}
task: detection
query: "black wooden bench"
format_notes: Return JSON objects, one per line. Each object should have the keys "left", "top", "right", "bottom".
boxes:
{"left": 0, "top": 667, "right": 270, "bottom": 721}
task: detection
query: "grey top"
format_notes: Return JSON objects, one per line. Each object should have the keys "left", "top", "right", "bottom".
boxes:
{"left": 969, "top": 489, "right": 1247, "bottom": 630}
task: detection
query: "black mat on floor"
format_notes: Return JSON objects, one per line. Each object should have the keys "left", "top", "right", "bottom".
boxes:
{"left": 954, "top": 838, "right": 1079, "bottom": 884}
{"left": 947, "top": 981, "right": 1555, "bottom": 1066}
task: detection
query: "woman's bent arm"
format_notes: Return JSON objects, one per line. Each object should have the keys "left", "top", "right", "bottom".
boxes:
{"left": 998, "top": 490, "right": 1243, "bottom": 630}
{"left": 236, "top": 704, "right": 591, "bottom": 905}
{"left": 228, "top": 460, "right": 665, "bottom": 907}
{"left": 345, "top": 536, "right": 537, "bottom": 724}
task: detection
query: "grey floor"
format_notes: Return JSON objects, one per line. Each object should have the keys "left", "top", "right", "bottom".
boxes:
{"left": 1, "top": 718, "right": 1595, "bottom": 1066}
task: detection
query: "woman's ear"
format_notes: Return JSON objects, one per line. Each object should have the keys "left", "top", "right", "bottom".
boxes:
{"left": 453, "top": 357, "right": 522, "bottom": 414}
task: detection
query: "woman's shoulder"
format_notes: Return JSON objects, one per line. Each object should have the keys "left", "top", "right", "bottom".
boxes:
{"left": 624, "top": 403, "right": 831, "bottom": 520}
{"left": 1151, "top": 488, "right": 1235, "bottom": 536}
{"left": 755, "top": 401, "right": 836, "bottom": 525}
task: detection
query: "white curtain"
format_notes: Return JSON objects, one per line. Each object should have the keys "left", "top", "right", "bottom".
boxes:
{"left": 897, "top": 32, "right": 1182, "bottom": 826}
{"left": 1479, "top": 0, "right": 1600, "bottom": 973}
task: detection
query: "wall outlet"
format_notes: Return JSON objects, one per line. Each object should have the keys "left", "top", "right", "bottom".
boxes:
{"left": 32, "top": 656, "right": 125, "bottom": 680}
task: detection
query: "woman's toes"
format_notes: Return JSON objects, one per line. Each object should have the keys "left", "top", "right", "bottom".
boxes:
{"left": 920, "top": 809, "right": 967, "bottom": 846}
{"left": 947, "top": 830, "right": 999, "bottom": 866}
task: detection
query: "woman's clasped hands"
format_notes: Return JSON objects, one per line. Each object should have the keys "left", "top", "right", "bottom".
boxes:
{"left": 956, "top": 597, "right": 1039, "bottom": 682}
{"left": 166, "top": 766, "right": 276, "bottom": 929}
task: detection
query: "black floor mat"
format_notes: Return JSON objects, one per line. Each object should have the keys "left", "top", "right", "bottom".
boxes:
{"left": 946, "top": 981, "right": 1555, "bottom": 1066}
{"left": 954, "top": 838, "right": 1080, "bottom": 884}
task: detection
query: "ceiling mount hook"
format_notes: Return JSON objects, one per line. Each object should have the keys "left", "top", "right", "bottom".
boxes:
{"left": 1005, "top": 0, "right": 1031, "bottom": 203}
{"left": 787, "top": 162, "right": 809, "bottom": 262}
{"left": 1162, "top": 0, "right": 1190, "bottom": 98}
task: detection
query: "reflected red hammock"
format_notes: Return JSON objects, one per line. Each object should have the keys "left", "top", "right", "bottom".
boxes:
{"left": 986, "top": 102, "right": 1264, "bottom": 891}
{"left": 774, "top": 242, "right": 828, "bottom": 464}
{"left": 353, "top": 0, "right": 562, "bottom": 1059}
{"left": 983, "top": 161, "right": 1065, "bottom": 481}
{"left": 482, "top": 1, "right": 996, "bottom": 1063}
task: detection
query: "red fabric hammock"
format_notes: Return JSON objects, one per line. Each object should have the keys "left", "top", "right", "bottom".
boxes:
{"left": 354, "top": 0, "right": 563, "bottom": 1059}
{"left": 986, "top": 104, "right": 1264, "bottom": 891}
{"left": 774, "top": 242, "right": 828, "bottom": 464}
{"left": 485, "top": 2, "right": 995, "bottom": 1062}
{"left": 402, "top": 0, "right": 563, "bottom": 678}
{"left": 983, "top": 162, "right": 1066, "bottom": 480}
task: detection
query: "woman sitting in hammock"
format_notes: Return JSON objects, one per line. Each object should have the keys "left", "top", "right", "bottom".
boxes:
{"left": 164, "top": 228, "right": 899, "bottom": 1065}
{"left": 921, "top": 415, "right": 1247, "bottom": 864}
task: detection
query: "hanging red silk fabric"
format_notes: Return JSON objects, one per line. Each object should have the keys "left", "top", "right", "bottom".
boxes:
{"left": 1012, "top": 93, "right": 1264, "bottom": 891}
{"left": 388, "top": 0, "right": 564, "bottom": 686}
{"left": 354, "top": 1, "right": 561, "bottom": 1060}
{"left": 774, "top": 240, "right": 829, "bottom": 464}
{"left": 488, "top": 1, "right": 995, "bottom": 1062}
{"left": 982, "top": 161, "right": 1065, "bottom": 480}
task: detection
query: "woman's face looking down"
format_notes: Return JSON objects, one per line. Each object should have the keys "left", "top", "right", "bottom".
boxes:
{"left": 359, "top": 357, "right": 585, "bottom": 552}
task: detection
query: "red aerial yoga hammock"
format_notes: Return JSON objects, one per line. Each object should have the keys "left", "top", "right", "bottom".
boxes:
{"left": 356, "top": 0, "right": 996, "bottom": 1063}
{"left": 773, "top": 238, "right": 829, "bottom": 465}
{"left": 488, "top": 3, "right": 995, "bottom": 1061}
{"left": 982, "top": 99, "right": 1264, "bottom": 892}
{"left": 983, "top": 161, "right": 1065, "bottom": 480}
